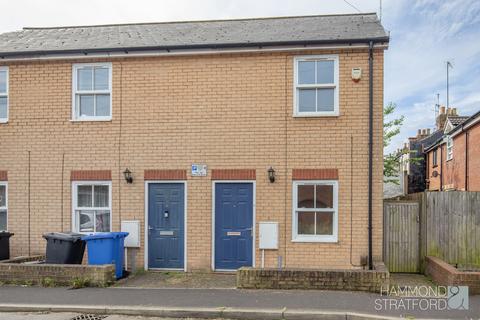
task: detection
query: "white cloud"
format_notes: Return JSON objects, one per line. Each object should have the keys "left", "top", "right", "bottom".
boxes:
{"left": 0, "top": 0, "right": 380, "bottom": 31}
{"left": 1, "top": 0, "right": 478, "bottom": 156}
{"left": 383, "top": 0, "right": 480, "bottom": 154}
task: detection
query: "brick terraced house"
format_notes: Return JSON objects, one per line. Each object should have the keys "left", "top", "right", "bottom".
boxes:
{"left": 0, "top": 13, "right": 389, "bottom": 271}
{"left": 426, "top": 109, "right": 480, "bottom": 191}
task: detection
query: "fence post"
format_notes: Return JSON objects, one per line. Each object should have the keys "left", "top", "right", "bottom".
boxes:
{"left": 419, "top": 191, "right": 427, "bottom": 273}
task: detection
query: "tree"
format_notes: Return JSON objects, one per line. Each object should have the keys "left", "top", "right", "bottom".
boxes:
{"left": 383, "top": 102, "right": 405, "bottom": 184}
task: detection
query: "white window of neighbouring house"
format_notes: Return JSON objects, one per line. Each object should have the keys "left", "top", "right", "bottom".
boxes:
{"left": 0, "top": 183, "right": 7, "bottom": 231}
{"left": 292, "top": 181, "right": 338, "bottom": 242}
{"left": 72, "top": 63, "right": 112, "bottom": 121}
{"left": 0, "top": 67, "right": 8, "bottom": 123}
{"left": 294, "top": 55, "right": 339, "bottom": 117}
{"left": 446, "top": 136, "right": 453, "bottom": 161}
{"left": 72, "top": 181, "right": 111, "bottom": 233}
{"left": 432, "top": 149, "right": 438, "bottom": 166}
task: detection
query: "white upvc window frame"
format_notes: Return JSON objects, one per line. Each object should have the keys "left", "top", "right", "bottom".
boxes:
{"left": 292, "top": 180, "right": 338, "bottom": 243}
{"left": 0, "top": 182, "right": 7, "bottom": 231}
{"left": 446, "top": 136, "right": 453, "bottom": 161}
{"left": 432, "top": 149, "right": 438, "bottom": 166}
{"left": 293, "top": 55, "right": 339, "bottom": 117}
{"left": 72, "top": 63, "right": 112, "bottom": 121}
{"left": 0, "top": 66, "right": 8, "bottom": 123}
{"left": 72, "top": 181, "right": 112, "bottom": 234}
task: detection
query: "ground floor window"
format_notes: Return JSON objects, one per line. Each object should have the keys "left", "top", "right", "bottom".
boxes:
{"left": 292, "top": 180, "right": 338, "bottom": 242}
{"left": 0, "top": 183, "right": 7, "bottom": 231}
{"left": 72, "top": 181, "right": 111, "bottom": 233}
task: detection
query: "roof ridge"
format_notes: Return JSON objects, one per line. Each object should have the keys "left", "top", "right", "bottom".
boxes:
{"left": 22, "top": 12, "right": 378, "bottom": 30}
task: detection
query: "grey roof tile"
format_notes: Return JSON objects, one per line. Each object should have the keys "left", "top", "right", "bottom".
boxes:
{"left": 0, "top": 13, "right": 388, "bottom": 56}
{"left": 447, "top": 116, "right": 469, "bottom": 126}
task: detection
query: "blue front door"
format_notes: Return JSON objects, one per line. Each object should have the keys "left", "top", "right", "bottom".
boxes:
{"left": 148, "top": 183, "right": 185, "bottom": 269}
{"left": 215, "top": 183, "right": 253, "bottom": 270}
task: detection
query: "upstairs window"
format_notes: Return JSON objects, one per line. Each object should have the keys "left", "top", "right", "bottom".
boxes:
{"left": 446, "top": 136, "right": 453, "bottom": 161}
{"left": 294, "top": 55, "right": 339, "bottom": 116}
{"left": 432, "top": 149, "right": 438, "bottom": 166}
{"left": 0, "top": 183, "right": 7, "bottom": 231}
{"left": 0, "top": 67, "right": 8, "bottom": 123}
{"left": 72, "top": 63, "right": 112, "bottom": 121}
{"left": 72, "top": 182, "right": 111, "bottom": 233}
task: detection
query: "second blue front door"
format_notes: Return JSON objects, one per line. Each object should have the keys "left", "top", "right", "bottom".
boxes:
{"left": 148, "top": 183, "right": 185, "bottom": 269}
{"left": 215, "top": 183, "right": 254, "bottom": 270}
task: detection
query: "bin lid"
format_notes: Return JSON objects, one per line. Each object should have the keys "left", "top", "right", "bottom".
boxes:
{"left": 82, "top": 232, "right": 129, "bottom": 241}
{"left": 0, "top": 231, "right": 13, "bottom": 238}
{"left": 42, "top": 232, "right": 84, "bottom": 242}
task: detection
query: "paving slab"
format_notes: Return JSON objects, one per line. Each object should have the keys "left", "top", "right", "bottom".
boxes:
{"left": 0, "top": 312, "right": 80, "bottom": 320}
{"left": 389, "top": 273, "right": 437, "bottom": 293}
{"left": 0, "top": 286, "right": 478, "bottom": 319}
{"left": 116, "top": 271, "right": 236, "bottom": 289}
{"left": 0, "top": 313, "right": 201, "bottom": 320}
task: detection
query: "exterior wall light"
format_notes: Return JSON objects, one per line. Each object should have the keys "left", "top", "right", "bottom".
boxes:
{"left": 268, "top": 167, "right": 276, "bottom": 183}
{"left": 123, "top": 168, "right": 133, "bottom": 184}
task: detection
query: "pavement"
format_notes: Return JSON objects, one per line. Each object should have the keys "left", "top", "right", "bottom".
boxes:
{"left": 116, "top": 271, "right": 236, "bottom": 289}
{"left": 0, "top": 286, "right": 479, "bottom": 319}
{"left": 389, "top": 273, "right": 437, "bottom": 291}
{"left": 0, "top": 312, "right": 191, "bottom": 320}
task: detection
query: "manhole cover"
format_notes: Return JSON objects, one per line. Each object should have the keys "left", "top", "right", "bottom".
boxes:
{"left": 70, "top": 315, "right": 107, "bottom": 320}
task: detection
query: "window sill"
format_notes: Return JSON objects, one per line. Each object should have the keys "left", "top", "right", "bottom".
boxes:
{"left": 71, "top": 117, "right": 112, "bottom": 122}
{"left": 291, "top": 237, "right": 338, "bottom": 243}
{"left": 76, "top": 231, "right": 111, "bottom": 235}
{"left": 446, "top": 158, "right": 453, "bottom": 162}
{"left": 0, "top": 119, "right": 8, "bottom": 124}
{"left": 293, "top": 112, "right": 339, "bottom": 118}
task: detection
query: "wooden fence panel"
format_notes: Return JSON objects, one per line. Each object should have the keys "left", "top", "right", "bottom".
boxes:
{"left": 424, "top": 191, "right": 480, "bottom": 270}
{"left": 385, "top": 191, "right": 480, "bottom": 273}
{"left": 384, "top": 201, "right": 420, "bottom": 273}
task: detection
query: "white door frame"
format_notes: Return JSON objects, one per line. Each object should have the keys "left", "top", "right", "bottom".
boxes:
{"left": 144, "top": 180, "right": 187, "bottom": 272}
{"left": 211, "top": 180, "right": 256, "bottom": 271}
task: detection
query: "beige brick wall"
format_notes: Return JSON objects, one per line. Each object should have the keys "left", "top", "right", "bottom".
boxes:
{"left": 0, "top": 48, "right": 384, "bottom": 271}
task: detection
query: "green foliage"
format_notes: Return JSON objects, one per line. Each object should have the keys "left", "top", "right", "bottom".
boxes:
{"left": 41, "top": 277, "right": 55, "bottom": 287}
{"left": 383, "top": 102, "right": 404, "bottom": 149}
{"left": 383, "top": 102, "right": 424, "bottom": 185}
{"left": 21, "top": 280, "right": 34, "bottom": 286}
{"left": 384, "top": 103, "right": 404, "bottom": 184}
{"left": 71, "top": 277, "right": 91, "bottom": 289}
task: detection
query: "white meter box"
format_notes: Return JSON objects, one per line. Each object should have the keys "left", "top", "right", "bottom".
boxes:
{"left": 121, "top": 220, "right": 140, "bottom": 248}
{"left": 259, "top": 222, "right": 278, "bottom": 250}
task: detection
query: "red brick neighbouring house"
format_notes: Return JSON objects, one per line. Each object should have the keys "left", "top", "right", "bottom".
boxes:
{"left": 426, "top": 110, "right": 480, "bottom": 191}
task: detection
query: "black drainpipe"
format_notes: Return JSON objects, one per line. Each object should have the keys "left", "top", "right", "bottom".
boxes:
{"left": 368, "top": 41, "right": 374, "bottom": 270}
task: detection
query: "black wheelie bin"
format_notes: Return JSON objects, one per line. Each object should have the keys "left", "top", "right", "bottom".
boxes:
{"left": 43, "top": 232, "right": 86, "bottom": 264}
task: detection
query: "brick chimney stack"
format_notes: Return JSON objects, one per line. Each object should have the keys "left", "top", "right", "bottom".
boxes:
{"left": 436, "top": 106, "right": 447, "bottom": 130}
{"left": 415, "top": 128, "right": 430, "bottom": 139}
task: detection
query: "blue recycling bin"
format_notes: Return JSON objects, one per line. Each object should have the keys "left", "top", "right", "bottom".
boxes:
{"left": 82, "top": 232, "right": 129, "bottom": 279}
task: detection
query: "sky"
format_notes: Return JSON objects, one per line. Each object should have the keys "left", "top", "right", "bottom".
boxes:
{"left": 1, "top": 0, "right": 479, "bottom": 154}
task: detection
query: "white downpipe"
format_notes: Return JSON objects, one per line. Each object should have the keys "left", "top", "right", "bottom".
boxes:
{"left": 124, "top": 248, "right": 128, "bottom": 271}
